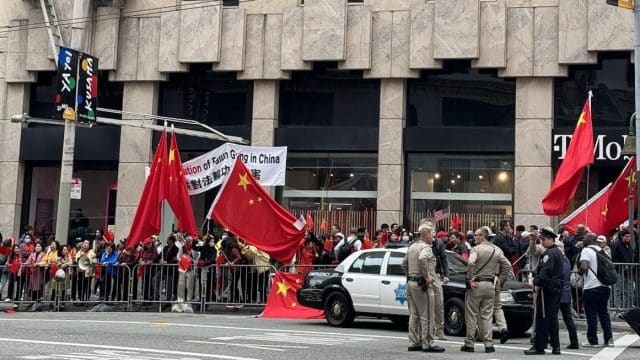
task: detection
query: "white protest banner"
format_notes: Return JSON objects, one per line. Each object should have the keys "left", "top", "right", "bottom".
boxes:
{"left": 181, "top": 143, "right": 287, "bottom": 195}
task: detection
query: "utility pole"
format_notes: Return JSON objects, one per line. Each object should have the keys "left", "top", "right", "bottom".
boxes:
{"left": 634, "top": 1, "right": 640, "bottom": 258}
{"left": 55, "top": 0, "right": 89, "bottom": 245}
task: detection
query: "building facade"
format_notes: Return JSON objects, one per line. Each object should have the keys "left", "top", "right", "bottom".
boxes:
{"left": 0, "top": 0, "right": 635, "bottom": 241}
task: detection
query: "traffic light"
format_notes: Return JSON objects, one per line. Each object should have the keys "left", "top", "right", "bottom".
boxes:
{"left": 606, "top": 0, "right": 634, "bottom": 9}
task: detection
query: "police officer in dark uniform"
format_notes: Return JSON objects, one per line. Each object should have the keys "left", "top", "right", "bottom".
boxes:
{"left": 524, "top": 227, "right": 565, "bottom": 355}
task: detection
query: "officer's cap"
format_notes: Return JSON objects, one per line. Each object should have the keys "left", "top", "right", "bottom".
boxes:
{"left": 539, "top": 227, "right": 557, "bottom": 239}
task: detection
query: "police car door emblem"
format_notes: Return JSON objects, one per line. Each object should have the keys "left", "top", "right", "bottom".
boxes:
{"left": 394, "top": 283, "right": 407, "bottom": 305}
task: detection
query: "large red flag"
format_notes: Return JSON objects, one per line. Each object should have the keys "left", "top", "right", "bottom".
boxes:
{"left": 167, "top": 132, "right": 199, "bottom": 237}
{"left": 259, "top": 271, "right": 324, "bottom": 319}
{"left": 542, "top": 93, "right": 594, "bottom": 215}
{"left": 208, "top": 158, "right": 305, "bottom": 263}
{"left": 126, "top": 132, "right": 168, "bottom": 250}
{"left": 560, "top": 183, "right": 611, "bottom": 236}
{"left": 602, "top": 156, "right": 637, "bottom": 232}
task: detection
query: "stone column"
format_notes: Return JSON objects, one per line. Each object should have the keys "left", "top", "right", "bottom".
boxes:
{"left": 114, "top": 82, "right": 158, "bottom": 240}
{"left": 251, "top": 80, "right": 279, "bottom": 197}
{"left": 376, "top": 79, "right": 406, "bottom": 227}
{"left": 251, "top": 80, "right": 279, "bottom": 147}
{"left": 0, "top": 83, "right": 28, "bottom": 237}
{"left": 514, "top": 78, "right": 553, "bottom": 228}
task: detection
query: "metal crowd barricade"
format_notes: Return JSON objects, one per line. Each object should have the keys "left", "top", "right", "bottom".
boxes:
{"left": 201, "top": 264, "right": 277, "bottom": 311}
{"left": 56, "top": 264, "right": 132, "bottom": 311}
{"left": 1, "top": 264, "right": 56, "bottom": 310}
{"left": 610, "top": 263, "right": 640, "bottom": 314}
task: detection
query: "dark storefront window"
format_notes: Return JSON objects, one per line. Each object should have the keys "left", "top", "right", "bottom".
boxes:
{"left": 29, "top": 71, "right": 123, "bottom": 123}
{"left": 158, "top": 66, "right": 252, "bottom": 127}
{"left": 281, "top": 153, "right": 377, "bottom": 211}
{"left": 554, "top": 52, "right": 634, "bottom": 215}
{"left": 279, "top": 63, "right": 380, "bottom": 127}
{"left": 555, "top": 52, "right": 634, "bottom": 128}
{"left": 407, "top": 154, "right": 513, "bottom": 229}
{"left": 407, "top": 61, "right": 515, "bottom": 127}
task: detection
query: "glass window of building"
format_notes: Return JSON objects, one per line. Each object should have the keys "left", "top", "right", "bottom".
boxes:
{"left": 554, "top": 52, "right": 634, "bottom": 214}
{"left": 555, "top": 52, "right": 633, "bottom": 128}
{"left": 407, "top": 154, "right": 513, "bottom": 228}
{"left": 280, "top": 153, "right": 377, "bottom": 211}
{"left": 279, "top": 62, "right": 380, "bottom": 127}
{"left": 407, "top": 62, "right": 515, "bottom": 127}
{"left": 29, "top": 71, "right": 123, "bottom": 123}
{"left": 158, "top": 65, "right": 252, "bottom": 128}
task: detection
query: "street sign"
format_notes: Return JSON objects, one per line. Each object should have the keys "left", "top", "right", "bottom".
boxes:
{"left": 606, "top": 0, "right": 634, "bottom": 9}
{"left": 70, "top": 178, "right": 82, "bottom": 199}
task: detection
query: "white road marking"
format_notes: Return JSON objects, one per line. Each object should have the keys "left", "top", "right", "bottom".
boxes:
{"left": 0, "top": 318, "right": 405, "bottom": 339}
{"left": 437, "top": 339, "right": 594, "bottom": 357}
{"left": 186, "top": 340, "right": 287, "bottom": 352}
{"left": 0, "top": 318, "right": 629, "bottom": 357}
{"left": 0, "top": 338, "right": 260, "bottom": 360}
{"left": 589, "top": 334, "right": 639, "bottom": 360}
{"left": 22, "top": 350, "right": 210, "bottom": 360}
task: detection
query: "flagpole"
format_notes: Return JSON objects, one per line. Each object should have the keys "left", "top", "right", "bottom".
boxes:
{"left": 585, "top": 165, "right": 590, "bottom": 228}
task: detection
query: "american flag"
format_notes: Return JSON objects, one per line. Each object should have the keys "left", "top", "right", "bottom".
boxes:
{"left": 434, "top": 207, "right": 450, "bottom": 222}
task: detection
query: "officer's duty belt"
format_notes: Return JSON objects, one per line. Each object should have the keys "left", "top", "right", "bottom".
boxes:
{"left": 407, "top": 276, "right": 423, "bottom": 282}
{"left": 475, "top": 276, "right": 496, "bottom": 282}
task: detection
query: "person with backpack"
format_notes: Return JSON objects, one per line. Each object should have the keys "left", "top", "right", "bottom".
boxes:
{"left": 334, "top": 228, "right": 362, "bottom": 262}
{"left": 578, "top": 233, "right": 616, "bottom": 348}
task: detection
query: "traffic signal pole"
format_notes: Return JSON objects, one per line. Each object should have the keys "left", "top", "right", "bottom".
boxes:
{"left": 54, "top": 0, "right": 89, "bottom": 245}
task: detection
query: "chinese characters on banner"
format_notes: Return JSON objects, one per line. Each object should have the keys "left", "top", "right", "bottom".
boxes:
{"left": 181, "top": 143, "right": 287, "bottom": 195}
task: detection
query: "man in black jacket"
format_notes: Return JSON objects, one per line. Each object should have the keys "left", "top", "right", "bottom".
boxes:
{"left": 432, "top": 231, "right": 449, "bottom": 340}
{"left": 492, "top": 220, "right": 517, "bottom": 259}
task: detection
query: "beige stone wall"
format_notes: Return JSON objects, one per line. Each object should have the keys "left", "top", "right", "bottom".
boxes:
{"left": 4, "top": 0, "right": 632, "bottom": 82}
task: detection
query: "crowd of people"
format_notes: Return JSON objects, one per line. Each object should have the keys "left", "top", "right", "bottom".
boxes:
{"left": 0, "top": 226, "right": 273, "bottom": 310}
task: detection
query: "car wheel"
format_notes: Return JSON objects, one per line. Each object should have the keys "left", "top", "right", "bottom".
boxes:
{"left": 444, "top": 297, "right": 465, "bottom": 337}
{"left": 324, "top": 291, "right": 354, "bottom": 327}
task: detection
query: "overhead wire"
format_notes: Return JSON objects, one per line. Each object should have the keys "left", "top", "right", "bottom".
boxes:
{"left": 0, "top": 0, "right": 224, "bottom": 36}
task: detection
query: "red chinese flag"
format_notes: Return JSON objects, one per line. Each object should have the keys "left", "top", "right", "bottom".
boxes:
{"left": 561, "top": 183, "right": 611, "bottom": 236}
{"left": 306, "top": 214, "right": 314, "bottom": 231}
{"left": 126, "top": 132, "right": 168, "bottom": 250}
{"left": 320, "top": 219, "right": 327, "bottom": 232}
{"left": 602, "top": 156, "right": 637, "bottom": 232}
{"left": 542, "top": 94, "right": 594, "bottom": 215}
{"left": 451, "top": 214, "right": 462, "bottom": 230}
{"left": 259, "top": 271, "right": 325, "bottom": 319}
{"left": 167, "top": 132, "right": 199, "bottom": 237}
{"left": 208, "top": 158, "right": 305, "bottom": 263}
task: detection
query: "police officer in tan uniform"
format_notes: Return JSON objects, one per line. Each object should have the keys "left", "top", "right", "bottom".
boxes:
{"left": 461, "top": 227, "right": 511, "bottom": 353}
{"left": 486, "top": 226, "right": 511, "bottom": 344}
{"left": 401, "top": 221, "right": 445, "bottom": 353}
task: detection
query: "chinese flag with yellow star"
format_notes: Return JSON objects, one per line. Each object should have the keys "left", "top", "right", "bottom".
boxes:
{"left": 560, "top": 183, "right": 611, "bottom": 236}
{"left": 208, "top": 158, "right": 306, "bottom": 263}
{"left": 259, "top": 271, "right": 324, "bottom": 319}
{"left": 167, "top": 132, "right": 199, "bottom": 237}
{"left": 126, "top": 131, "right": 168, "bottom": 250}
{"left": 602, "top": 156, "right": 637, "bottom": 231}
{"left": 542, "top": 93, "right": 594, "bottom": 215}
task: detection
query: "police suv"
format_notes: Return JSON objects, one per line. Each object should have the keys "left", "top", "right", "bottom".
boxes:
{"left": 296, "top": 248, "right": 534, "bottom": 336}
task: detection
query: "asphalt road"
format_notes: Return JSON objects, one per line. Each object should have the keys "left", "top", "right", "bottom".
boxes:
{"left": 0, "top": 311, "right": 638, "bottom": 360}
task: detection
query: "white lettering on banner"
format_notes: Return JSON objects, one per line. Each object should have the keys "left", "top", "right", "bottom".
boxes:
{"left": 553, "top": 134, "right": 630, "bottom": 162}
{"left": 181, "top": 144, "right": 287, "bottom": 195}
